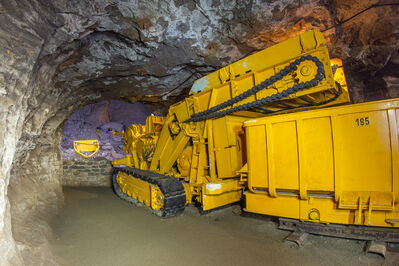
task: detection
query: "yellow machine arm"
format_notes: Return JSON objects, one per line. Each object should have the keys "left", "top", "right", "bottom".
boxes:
{"left": 149, "top": 30, "right": 349, "bottom": 175}
{"left": 187, "top": 31, "right": 348, "bottom": 121}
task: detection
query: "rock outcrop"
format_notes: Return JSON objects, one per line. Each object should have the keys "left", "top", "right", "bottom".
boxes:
{"left": 0, "top": 0, "right": 397, "bottom": 264}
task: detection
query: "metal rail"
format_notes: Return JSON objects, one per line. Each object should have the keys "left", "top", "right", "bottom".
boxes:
{"left": 279, "top": 218, "right": 399, "bottom": 243}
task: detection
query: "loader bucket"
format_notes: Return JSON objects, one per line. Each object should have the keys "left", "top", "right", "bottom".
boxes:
{"left": 73, "top": 140, "right": 100, "bottom": 159}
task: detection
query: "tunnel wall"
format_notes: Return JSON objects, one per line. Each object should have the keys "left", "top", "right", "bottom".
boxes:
{"left": 62, "top": 159, "right": 113, "bottom": 187}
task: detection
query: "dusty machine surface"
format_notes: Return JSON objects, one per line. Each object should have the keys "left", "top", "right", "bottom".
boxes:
{"left": 111, "top": 30, "right": 398, "bottom": 237}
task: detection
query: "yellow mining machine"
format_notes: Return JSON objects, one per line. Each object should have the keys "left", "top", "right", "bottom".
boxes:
{"left": 112, "top": 30, "right": 399, "bottom": 241}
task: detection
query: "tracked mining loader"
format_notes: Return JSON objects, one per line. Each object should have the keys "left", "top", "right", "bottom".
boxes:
{"left": 111, "top": 30, "right": 399, "bottom": 241}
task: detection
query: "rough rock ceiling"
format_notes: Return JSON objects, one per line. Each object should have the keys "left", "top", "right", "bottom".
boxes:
{"left": 0, "top": 0, "right": 398, "bottom": 264}
{"left": 47, "top": 0, "right": 399, "bottom": 101}
{"left": 4, "top": 0, "right": 399, "bottom": 106}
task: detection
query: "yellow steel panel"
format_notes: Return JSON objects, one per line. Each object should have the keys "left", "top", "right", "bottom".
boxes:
{"left": 299, "top": 197, "right": 399, "bottom": 227}
{"left": 194, "top": 83, "right": 233, "bottom": 114}
{"left": 269, "top": 121, "right": 299, "bottom": 190}
{"left": 334, "top": 111, "right": 392, "bottom": 192}
{"left": 247, "top": 117, "right": 337, "bottom": 197}
{"left": 265, "top": 123, "right": 276, "bottom": 197}
{"left": 247, "top": 191, "right": 399, "bottom": 227}
{"left": 202, "top": 191, "right": 242, "bottom": 211}
{"left": 301, "top": 117, "right": 334, "bottom": 191}
{"left": 201, "top": 179, "right": 243, "bottom": 210}
{"left": 203, "top": 179, "right": 243, "bottom": 195}
{"left": 206, "top": 121, "right": 217, "bottom": 179}
{"left": 246, "top": 125, "right": 268, "bottom": 190}
{"left": 212, "top": 118, "right": 233, "bottom": 177}
{"left": 245, "top": 192, "right": 300, "bottom": 219}
{"left": 212, "top": 116, "right": 247, "bottom": 178}
{"left": 170, "top": 99, "right": 191, "bottom": 122}
{"left": 339, "top": 191, "right": 393, "bottom": 211}
{"left": 391, "top": 109, "right": 399, "bottom": 201}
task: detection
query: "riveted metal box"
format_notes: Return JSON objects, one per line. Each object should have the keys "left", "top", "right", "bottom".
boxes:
{"left": 244, "top": 99, "right": 399, "bottom": 227}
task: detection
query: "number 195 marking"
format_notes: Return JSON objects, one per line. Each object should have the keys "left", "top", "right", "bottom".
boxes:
{"left": 355, "top": 117, "right": 370, "bottom": 126}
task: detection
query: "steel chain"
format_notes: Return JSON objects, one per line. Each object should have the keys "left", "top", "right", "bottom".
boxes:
{"left": 185, "top": 55, "right": 326, "bottom": 123}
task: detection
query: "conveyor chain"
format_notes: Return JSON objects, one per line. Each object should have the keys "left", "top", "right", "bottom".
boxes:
{"left": 185, "top": 55, "right": 328, "bottom": 122}
{"left": 112, "top": 167, "right": 186, "bottom": 218}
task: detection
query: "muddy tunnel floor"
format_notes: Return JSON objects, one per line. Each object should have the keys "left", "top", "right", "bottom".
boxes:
{"left": 49, "top": 187, "right": 386, "bottom": 266}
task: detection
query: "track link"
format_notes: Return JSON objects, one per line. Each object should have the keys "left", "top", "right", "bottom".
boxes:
{"left": 112, "top": 167, "right": 186, "bottom": 218}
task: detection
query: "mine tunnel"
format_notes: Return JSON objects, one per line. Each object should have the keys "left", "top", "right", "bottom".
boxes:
{"left": 1, "top": 0, "right": 399, "bottom": 265}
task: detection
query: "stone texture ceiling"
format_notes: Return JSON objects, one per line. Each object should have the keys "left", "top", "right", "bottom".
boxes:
{"left": 0, "top": 0, "right": 398, "bottom": 264}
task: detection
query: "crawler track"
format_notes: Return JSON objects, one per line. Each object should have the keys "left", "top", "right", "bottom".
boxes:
{"left": 112, "top": 167, "right": 186, "bottom": 218}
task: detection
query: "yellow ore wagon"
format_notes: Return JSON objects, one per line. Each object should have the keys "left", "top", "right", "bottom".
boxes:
{"left": 244, "top": 99, "right": 399, "bottom": 228}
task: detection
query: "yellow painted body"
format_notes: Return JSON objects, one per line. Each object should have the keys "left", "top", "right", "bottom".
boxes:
{"left": 115, "top": 171, "right": 164, "bottom": 210}
{"left": 110, "top": 30, "right": 397, "bottom": 229}
{"left": 244, "top": 99, "right": 399, "bottom": 227}
{"left": 113, "top": 30, "right": 350, "bottom": 212}
{"left": 189, "top": 31, "right": 349, "bottom": 116}
{"left": 73, "top": 140, "right": 99, "bottom": 159}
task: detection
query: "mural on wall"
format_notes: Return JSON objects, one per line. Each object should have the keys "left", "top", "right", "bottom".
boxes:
{"left": 61, "top": 100, "right": 152, "bottom": 161}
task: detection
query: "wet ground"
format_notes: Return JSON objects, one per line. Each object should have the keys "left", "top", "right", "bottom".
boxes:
{"left": 50, "top": 187, "right": 387, "bottom": 266}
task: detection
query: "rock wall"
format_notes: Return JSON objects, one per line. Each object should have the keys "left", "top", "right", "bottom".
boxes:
{"left": 8, "top": 140, "right": 63, "bottom": 264}
{"left": 61, "top": 100, "right": 152, "bottom": 161}
{"left": 62, "top": 159, "right": 113, "bottom": 187}
{"left": 0, "top": 0, "right": 397, "bottom": 265}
